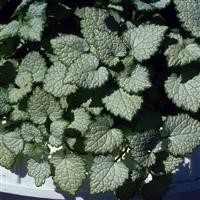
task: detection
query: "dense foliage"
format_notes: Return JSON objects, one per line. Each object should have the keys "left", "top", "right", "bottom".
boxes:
{"left": 0, "top": 0, "right": 200, "bottom": 199}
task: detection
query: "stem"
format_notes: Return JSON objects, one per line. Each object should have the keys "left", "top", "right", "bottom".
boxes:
{"left": 115, "top": 146, "right": 129, "bottom": 162}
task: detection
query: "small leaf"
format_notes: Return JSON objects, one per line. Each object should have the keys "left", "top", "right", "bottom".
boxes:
{"left": 18, "top": 51, "right": 47, "bottom": 83}
{"left": 10, "top": 104, "right": 29, "bottom": 121}
{"left": 117, "top": 64, "right": 151, "bottom": 93}
{"left": 133, "top": 0, "right": 171, "bottom": 11}
{"left": 28, "top": 87, "right": 63, "bottom": 124}
{"left": 9, "top": 72, "right": 33, "bottom": 103}
{"left": 49, "top": 120, "right": 69, "bottom": 147}
{"left": 27, "top": 159, "right": 51, "bottom": 187}
{"left": 21, "top": 122, "right": 43, "bottom": 143}
{"left": 0, "top": 87, "right": 11, "bottom": 115}
{"left": 0, "top": 134, "right": 16, "bottom": 168}
{"left": 0, "top": 1, "right": 47, "bottom": 41}
{"left": 68, "top": 108, "right": 91, "bottom": 134}
{"left": 81, "top": 99, "right": 103, "bottom": 116}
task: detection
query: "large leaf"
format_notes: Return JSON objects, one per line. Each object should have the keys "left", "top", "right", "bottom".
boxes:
{"left": 44, "top": 62, "right": 77, "bottom": 97}
{"left": 85, "top": 116, "right": 123, "bottom": 153}
{"left": 90, "top": 156, "right": 129, "bottom": 193}
{"left": 103, "top": 89, "right": 143, "bottom": 121}
{"left": 51, "top": 153, "right": 86, "bottom": 195}
{"left": 165, "top": 33, "right": 200, "bottom": 67}
{"left": 128, "top": 130, "right": 160, "bottom": 167}
{"left": 165, "top": 74, "right": 200, "bottom": 112}
{"left": 174, "top": 0, "right": 200, "bottom": 38}
{"left": 123, "top": 24, "right": 167, "bottom": 61}
{"left": 3, "top": 130, "right": 24, "bottom": 154}
{"left": 65, "top": 54, "right": 109, "bottom": 89}
{"left": 76, "top": 7, "right": 126, "bottom": 66}
{"left": 162, "top": 114, "right": 200, "bottom": 156}
{"left": 28, "top": 87, "right": 63, "bottom": 124}
{"left": 51, "top": 34, "right": 89, "bottom": 66}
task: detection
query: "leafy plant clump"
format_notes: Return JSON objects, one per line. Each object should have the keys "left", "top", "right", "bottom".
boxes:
{"left": 0, "top": 0, "right": 200, "bottom": 199}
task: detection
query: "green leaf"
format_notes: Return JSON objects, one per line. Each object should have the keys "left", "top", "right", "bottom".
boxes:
{"left": 49, "top": 120, "right": 69, "bottom": 147}
{"left": 77, "top": 7, "right": 126, "bottom": 66}
{"left": 23, "top": 143, "right": 45, "bottom": 158}
{"left": 0, "top": 1, "right": 47, "bottom": 41}
{"left": 0, "top": 134, "right": 16, "bottom": 168}
{"left": 89, "top": 30, "right": 127, "bottom": 66}
{"left": 52, "top": 153, "right": 86, "bottom": 195}
{"left": 85, "top": 116, "right": 123, "bottom": 153}
{"left": 18, "top": 1, "right": 47, "bottom": 41}
{"left": 0, "top": 87, "right": 11, "bottom": 115}
{"left": 3, "top": 130, "right": 24, "bottom": 154}
{"left": 165, "top": 74, "right": 200, "bottom": 112}
{"left": 133, "top": 0, "right": 171, "bottom": 11}
{"left": 81, "top": 99, "right": 103, "bottom": 116}
{"left": 164, "top": 33, "right": 200, "bottom": 67}
{"left": 18, "top": 51, "right": 47, "bottom": 82}
{"left": 163, "top": 155, "right": 183, "bottom": 173}
{"left": 117, "top": 64, "right": 151, "bottom": 93}
{"left": 75, "top": 7, "right": 111, "bottom": 40}
{"left": 128, "top": 130, "right": 160, "bottom": 167}
{"left": 123, "top": 24, "right": 167, "bottom": 61}
{"left": 27, "top": 87, "right": 63, "bottom": 124}
{"left": 9, "top": 52, "right": 47, "bottom": 103}
{"left": 66, "top": 138, "right": 77, "bottom": 150}
{"left": 14, "top": 0, "right": 33, "bottom": 16}
{"left": 27, "top": 159, "right": 51, "bottom": 187}
{"left": 68, "top": 108, "right": 91, "bottom": 134}
{"left": 0, "top": 21, "right": 20, "bottom": 40}
{"left": 9, "top": 72, "right": 33, "bottom": 103}
{"left": 174, "top": 0, "right": 200, "bottom": 38}
{"left": 65, "top": 54, "right": 109, "bottom": 89}
{"left": 90, "top": 156, "right": 129, "bottom": 193}
{"left": 162, "top": 114, "right": 200, "bottom": 156}
{"left": 50, "top": 34, "right": 89, "bottom": 66}
{"left": 44, "top": 62, "right": 77, "bottom": 97}
{"left": 21, "top": 122, "right": 43, "bottom": 143}
{"left": 10, "top": 104, "right": 29, "bottom": 121}
{"left": 102, "top": 89, "right": 143, "bottom": 121}
{"left": 131, "top": 168, "right": 144, "bottom": 182}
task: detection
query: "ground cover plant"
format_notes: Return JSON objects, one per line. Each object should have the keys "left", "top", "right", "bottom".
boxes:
{"left": 0, "top": 0, "right": 200, "bottom": 199}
